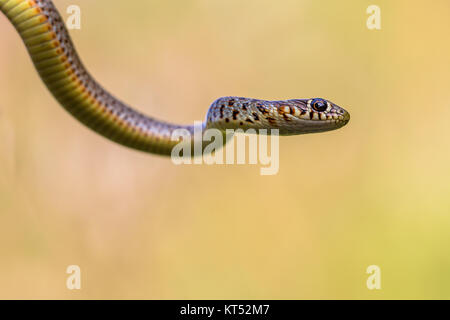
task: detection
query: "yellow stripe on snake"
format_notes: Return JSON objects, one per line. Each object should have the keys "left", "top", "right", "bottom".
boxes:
{"left": 0, "top": 0, "right": 350, "bottom": 156}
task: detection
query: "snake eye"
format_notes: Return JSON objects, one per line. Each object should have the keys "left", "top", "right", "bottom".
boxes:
{"left": 311, "top": 98, "right": 328, "bottom": 112}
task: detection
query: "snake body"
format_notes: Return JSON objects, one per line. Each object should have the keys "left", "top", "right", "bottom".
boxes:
{"left": 0, "top": 0, "right": 350, "bottom": 156}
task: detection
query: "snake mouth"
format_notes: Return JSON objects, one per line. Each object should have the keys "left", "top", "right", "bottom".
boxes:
{"left": 279, "top": 108, "right": 350, "bottom": 135}
{"left": 343, "top": 110, "right": 351, "bottom": 121}
{"left": 278, "top": 118, "right": 348, "bottom": 135}
{"left": 338, "top": 110, "right": 350, "bottom": 126}
{"left": 331, "top": 110, "right": 350, "bottom": 131}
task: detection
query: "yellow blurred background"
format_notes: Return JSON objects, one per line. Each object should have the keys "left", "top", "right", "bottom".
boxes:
{"left": 0, "top": 0, "right": 449, "bottom": 299}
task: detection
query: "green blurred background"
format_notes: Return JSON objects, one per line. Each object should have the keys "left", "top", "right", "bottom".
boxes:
{"left": 0, "top": 0, "right": 449, "bottom": 299}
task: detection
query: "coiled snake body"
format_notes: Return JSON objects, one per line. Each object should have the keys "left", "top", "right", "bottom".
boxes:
{"left": 1, "top": 0, "right": 350, "bottom": 156}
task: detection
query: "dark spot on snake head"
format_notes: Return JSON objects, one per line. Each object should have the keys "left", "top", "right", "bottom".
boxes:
{"left": 267, "top": 117, "right": 276, "bottom": 125}
{"left": 311, "top": 98, "right": 327, "bottom": 112}
{"left": 228, "top": 99, "right": 235, "bottom": 107}
{"left": 232, "top": 110, "right": 239, "bottom": 120}
{"left": 257, "top": 105, "right": 268, "bottom": 114}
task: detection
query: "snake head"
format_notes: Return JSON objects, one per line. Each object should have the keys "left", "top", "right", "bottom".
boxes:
{"left": 206, "top": 97, "right": 349, "bottom": 135}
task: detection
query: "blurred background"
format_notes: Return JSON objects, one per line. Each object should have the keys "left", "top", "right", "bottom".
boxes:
{"left": 0, "top": 0, "right": 449, "bottom": 299}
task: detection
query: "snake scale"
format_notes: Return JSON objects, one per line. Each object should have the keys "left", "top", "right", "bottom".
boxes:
{"left": 0, "top": 0, "right": 350, "bottom": 156}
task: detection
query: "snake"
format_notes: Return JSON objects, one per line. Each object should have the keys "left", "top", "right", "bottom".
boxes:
{"left": 0, "top": 0, "right": 350, "bottom": 156}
